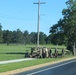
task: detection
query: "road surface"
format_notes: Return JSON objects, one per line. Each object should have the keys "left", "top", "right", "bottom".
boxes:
{"left": 14, "top": 59, "right": 76, "bottom": 75}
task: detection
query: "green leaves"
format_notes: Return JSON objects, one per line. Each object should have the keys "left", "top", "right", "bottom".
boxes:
{"left": 49, "top": 0, "right": 76, "bottom": 45}
{"left": 0, "top": 24, "right": 3, "bottom": 43}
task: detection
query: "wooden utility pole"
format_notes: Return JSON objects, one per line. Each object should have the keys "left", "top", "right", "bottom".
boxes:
{"left": 34, "top": 0, "right": 45, "bottom": 47}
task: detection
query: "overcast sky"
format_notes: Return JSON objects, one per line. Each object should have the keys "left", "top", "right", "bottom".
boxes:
{"left": 0, "top": 0, "right": 67, "bottom": 35}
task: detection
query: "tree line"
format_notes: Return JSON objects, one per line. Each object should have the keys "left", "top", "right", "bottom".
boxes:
{"left": 0, "top": 0, "right": 76, "bottom": 47}
{"left": 0, "top": 25, "right": 50, "bottom": 45}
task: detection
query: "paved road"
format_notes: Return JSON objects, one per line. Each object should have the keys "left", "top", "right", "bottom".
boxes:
{"left": 14, "top": 59, "right": 76, "bottom": 75}
{"left": 0, "top": 58, "right": 35, "bottom": 64}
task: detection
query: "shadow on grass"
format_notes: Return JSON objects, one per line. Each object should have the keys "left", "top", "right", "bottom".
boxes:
{"left": 0, "top": 52, "right": 25, "bottom": 55}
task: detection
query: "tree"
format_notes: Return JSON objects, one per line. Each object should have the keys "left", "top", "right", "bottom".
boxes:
{"left": 3, "top": 30, "right": 13, "bottom": 45}
{"left": 16, "top": 29, "right": 24, "bottom": 44}
{"left": 62, "top": 0, "right": 76, "bottom": 50}
{"left": 10, "top": 29, "right": 24, "bottom": 44}
{"left": 23, "top": 30, "right": 30, "bottom": 44}
{"left": 49, "top": 0, "right": 76, "bottom": 46}
{"left": 0, "top": 24, "right": 3, "bottom": 43}
{"left": 49, "top": 19, "right": 66, "bottom": 45}
{"left": 12, "top": 31, "right": 17, "bottom": 43}
{"left": 30, "top": 32, "right": 37, "bottom": 44}
{"left": 39, "top": 32, "right": 47, "bottom": 44}
{"left": 46, "top": 35, "right": 52, "bottom": 44}
{"left": 30, "top": 32, "right": 47, "bottom": 45}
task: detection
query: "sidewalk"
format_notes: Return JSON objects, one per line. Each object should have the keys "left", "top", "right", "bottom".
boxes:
{"left": 0, "top": 58, "right": 36, "bottom": 64}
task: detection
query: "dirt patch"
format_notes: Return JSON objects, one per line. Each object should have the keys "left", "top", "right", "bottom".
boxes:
{"left": 0, "top": 57, "right": 76, "bottom": 75}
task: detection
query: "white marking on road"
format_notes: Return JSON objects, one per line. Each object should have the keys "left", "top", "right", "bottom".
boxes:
{"left": 27, "top": 59, "right": 76, "bottom": 75}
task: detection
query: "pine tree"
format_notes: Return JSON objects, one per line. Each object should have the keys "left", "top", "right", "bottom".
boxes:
{"left": 0, "top": 23, "right": 3, "bottom": 43}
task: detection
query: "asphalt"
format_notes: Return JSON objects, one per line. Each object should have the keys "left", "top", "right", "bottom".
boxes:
{"left": 0, "top": 58, "right": 36, "bottom": 64}
{"left": 14, "top": 59, "right": 76, "bottom": 75}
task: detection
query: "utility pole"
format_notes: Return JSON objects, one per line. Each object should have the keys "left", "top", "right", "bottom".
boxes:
{"left": 34, "top": 0, "right": 45, "bottom": 47}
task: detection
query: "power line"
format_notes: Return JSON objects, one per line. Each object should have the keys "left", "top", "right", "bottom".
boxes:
{"left": 0, "top": 15, "right": 37, "bottom": 21}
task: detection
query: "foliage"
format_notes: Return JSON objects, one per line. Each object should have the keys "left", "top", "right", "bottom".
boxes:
{"left": 49, "top": 19, "right": 66, "bottom": 45}
{"left": 1, "top": 28, "right": 48, "bottom": 45}
{"left": 39, "top": 32, "right": 47, "bottom": 44}
{"left": 0, "top": 24, "right": 3, "bottom": 43}
{"left": 23, "top": 30, "right": 30, "bottom": 44}
{"left": 3, "top": 30, "right": 13, "bottom": 45}
{"left": 30, "top": 32, "right": 37, "bottom": 44}
{"left": 49, "top": 0, "right": 76, "bottom": 47}
{"left": 62, "top": 0, "right": 76, "bottom": 46}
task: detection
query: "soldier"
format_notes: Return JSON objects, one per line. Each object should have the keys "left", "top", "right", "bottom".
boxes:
{"left": 25, "top": 50, "right": 29, "bottom": 57}
{"left": 72, "top": 46, "right": 75, "bottom": 56}
{"left": 31, "top": 47, "right": 34, "bottom": 55}
{"left": 39, "top": 48, "right": 43, "bottom": 58}
{"left": 54, "top": 48, "right": 58, "bottom": 58}
{"left": 45, "top": 47, "right": 49, "bottom": 58}
{"left": 42, "top": 47, "right": 46, "bottom": 58}
{"left": 48, "top": 48, "right": 52, "bottom": 58}
{"left": 62, "top": 48, "right": 65, "bottom": 57}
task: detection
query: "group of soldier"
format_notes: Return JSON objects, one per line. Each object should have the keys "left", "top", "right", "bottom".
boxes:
{"left": 30, "top": 47, "right": 65, "bottom": 58}
{"left": 25, "top": 43, "right": 76, "bottom": 58}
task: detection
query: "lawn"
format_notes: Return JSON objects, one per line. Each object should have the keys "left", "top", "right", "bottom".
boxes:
{"left": 0, "top": 55, "right": 74, "bottom": 73}
{"left": 0, "top": 44, "right": 33, "bottom": 61}
{"left": 0, "top": 44, "right": 74, "bottom": 73}
{"left": 0, "top": 44, "right": 66, "bottom": 61}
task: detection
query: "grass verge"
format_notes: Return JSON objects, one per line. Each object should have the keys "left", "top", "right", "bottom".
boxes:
{"left": 0, "top": 55, "right": 74, "bottom": 73}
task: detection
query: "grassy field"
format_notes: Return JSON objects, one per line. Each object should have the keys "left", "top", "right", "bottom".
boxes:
{"left": 0, "top": 44, "right": 35, "bottom": 61}
{"left": 0, "top": 44, "right": 66, "bottom": 61}
{"left": 0, "top": 44, "right": 74, "bottom": 73}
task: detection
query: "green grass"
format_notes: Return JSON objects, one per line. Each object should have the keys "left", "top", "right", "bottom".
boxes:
{"left": 0, "top": 54, "right": 24, "bottom": 61}
{"left": 0, "top": 44, "right": 35, "bottom": 61}
{"left": 0, "top": 44, "right": 74, "bottom": 73}
{"left": 0, "top": 44, "right": 30, "bottom": 53}
{"left": 0, "top": 55, "right": 74, "bottom": 73}
{"left": 0, "top": 58, "right": 54, "bottom": 72}
{"left": 0, "top": 44, "right": 66, "bottom": 61}
{"left": 40, "top": 44, "right": 66, "bottom": 49}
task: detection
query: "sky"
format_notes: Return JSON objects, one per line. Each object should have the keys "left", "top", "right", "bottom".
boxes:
{"left": 0, "top": 0, "right": 67, "bottom": 35}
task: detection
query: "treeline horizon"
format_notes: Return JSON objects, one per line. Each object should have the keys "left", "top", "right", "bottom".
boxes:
{"left": 0, "top": 26, "right": 52, "bottom": 45}
{"left": 0, "top": 0, "right": 76, "bottom": 48}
